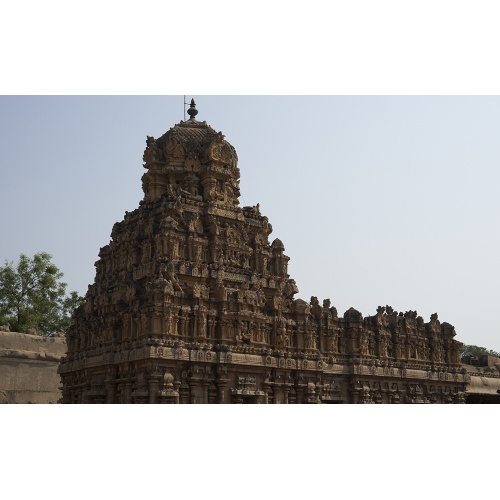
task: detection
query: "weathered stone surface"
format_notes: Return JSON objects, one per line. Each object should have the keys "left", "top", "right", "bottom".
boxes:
{"left": 59, "top": 101, "right": 471, "bottom": 403}
{"left": 0, "top": 331, "right": 66, "bottom": 404}
{"left": 461, "top": 355, "right": 500, "bottom": 403}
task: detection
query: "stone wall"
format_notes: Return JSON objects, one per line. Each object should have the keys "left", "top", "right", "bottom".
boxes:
{"left": 462, "top": 357, "right": 500, "bottom": 403}
{"left": 0, "top": 331, "right": 66, "bottom": 404}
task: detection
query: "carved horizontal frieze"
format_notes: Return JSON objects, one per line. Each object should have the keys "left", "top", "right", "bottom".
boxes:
{"left": 218, "top": 271, "right": 250, "bottom": 283}
{"left": 222, "top": 352, "right": 264, "bottom": 365}
{"left": 207, "top": 206, "right": 244, "bottom": 220}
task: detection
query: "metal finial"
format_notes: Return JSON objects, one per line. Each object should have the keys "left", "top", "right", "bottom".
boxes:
{"left": 187, "top": 98, "right": 198, "bottom": 119}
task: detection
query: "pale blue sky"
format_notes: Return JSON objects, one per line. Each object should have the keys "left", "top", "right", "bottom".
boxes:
{"left": 1, "top": 96, "right": 499, "bottom": 351}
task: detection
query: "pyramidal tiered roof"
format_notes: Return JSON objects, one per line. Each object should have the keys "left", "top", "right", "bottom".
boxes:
{"left": 60, "top": 101, "right": 467, "bottom": 404}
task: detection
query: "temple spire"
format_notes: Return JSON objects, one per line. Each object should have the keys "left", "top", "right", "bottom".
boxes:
{"left": 187, "top": 98, "right": 198, "bottom": 120}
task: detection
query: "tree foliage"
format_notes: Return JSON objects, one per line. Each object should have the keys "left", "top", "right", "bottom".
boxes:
{"left": 0, "top": 252, "right": 84, "bottom": 335}
{"left": 460, "top": 344, "right": 500, "bottom": 358}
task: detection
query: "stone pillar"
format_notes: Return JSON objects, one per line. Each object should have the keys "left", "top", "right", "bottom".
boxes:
{"left": 296, "top": 386, "right": 304, "bottom": 404}
{"left": 193, "top": 312, "right": 199, "bottom": 338}
{"left": 81, "top": 390, "right": 89, "bottom": 404}
{"left": 208, "top": 317, "right": 216, "bottom": 339}
{"left": 116, "top": 383, "right": 124, "bottom": 404}
{"left": 262, "top": 386, "right": 270, "bottom": 404}
{"left": 179, "top": 315, "right": 186, "bottom": 338}
{"left": 179, "top": 384, "right": 190, "bottom": 404}
{"left": 202, "top": 381, "right": 209, "bottom": 404}
{"left": 189, "top": 381, "right": 199, "bottom": 404}
{"left": 268, "top": 387, "right": 274, "bottom": 404}
{"left": 217, "top": 381, "right": 227, "bottom": 404}
{"left": 208, "top": 385, "right": 217, "bottom": 404}
{"left": 105, "top": 382, "right": 116, "bottom": 404}
{"left": 148, "top": 379, "right": 159, "bottom": 404}
{"left": 124, "top": 382, "right": 132, "bottom": 404}
{"left": 350, "top": 390, "right": 359, "bottom": 404}
{"left": 283, "top": 387, "right": 290, "bottom": 404}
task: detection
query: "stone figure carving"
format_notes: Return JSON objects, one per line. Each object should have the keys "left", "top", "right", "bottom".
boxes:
{"left": 360, "top": 335, "right": 369, "bottom": 355}
{"left": 327, "top": 332, "right": 338, "bottom": 353}
{"left": 143, "top": 136, "right": 162, "bottom": 167}
{"left": 236, "top": 320, "right": 252, "bottom": 344}
{"left": 305, "top": 331, "right": 317, "bottom": 350}
{"left": 165, "top": 263, "right": 183, "bottom": 293}
{"left": 276, "top": 319, "right": 291, "bottom": 348}
{"left": 193, "top": 245, "right": 203, "bottom": 268}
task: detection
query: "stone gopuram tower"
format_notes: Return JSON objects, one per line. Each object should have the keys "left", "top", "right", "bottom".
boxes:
{"left": 59, "top": 101, "right": 469, "bottom": 403}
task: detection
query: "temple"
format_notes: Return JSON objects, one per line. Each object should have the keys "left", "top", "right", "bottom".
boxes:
{"left": 59, "top": 100, "right": 470, "bottom": 403}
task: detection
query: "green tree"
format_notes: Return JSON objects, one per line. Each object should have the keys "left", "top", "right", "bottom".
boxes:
{"left": 460, "top": 344, "right": 500, "bottom": 358}
{"left": 0, "top": 252, "right": 84, "bottom": 334}
{"left": 59, "top": 290, "right": 86, "bottom": 332}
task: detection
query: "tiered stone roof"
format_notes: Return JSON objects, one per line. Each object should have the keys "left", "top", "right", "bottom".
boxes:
{"left": 60, "top": 101, "right": 468, "bottom": 404}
